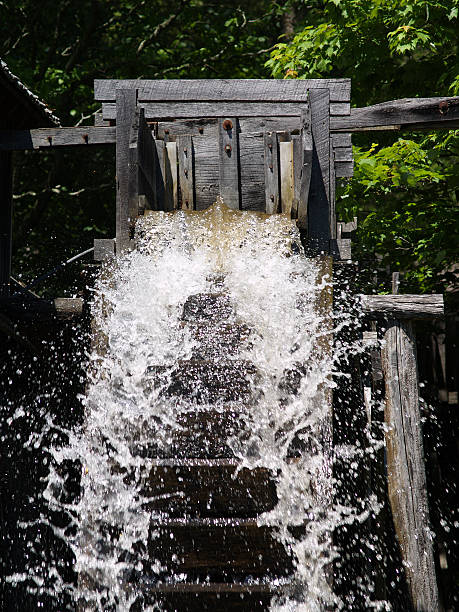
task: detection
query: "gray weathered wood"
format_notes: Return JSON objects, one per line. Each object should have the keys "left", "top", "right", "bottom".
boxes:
{"left": 0, "top": 296, "right": 84, "bottom": 320}
{"left": 95, "top": 78, "right": 351, "bottom": 102}
{"left": 116, "top": 88, "right": 137, "bottom": 253}
{"left": 279, "top": 140, "right": 294, "bottom": 216}
{"left": 331, "top": 133, "right": 352, "bottom": 148}
{"left": 218, "top": 118, "right": 240, "bottom": 210}
{"left": 333, "top": 147, "right": 353, "bottom": 162}
{"left": 137, "top": 109, "right": 158, "bottom": 210}
{"left": 360, "top": 294, "right": 444, "bottom": 319}
{"left": 329, "top": 238, "right": 351, "bottom": 260}
{"left": 177, "top": 135, "right": 195, "bottom": 210}
{"left": 331, "top": 96, "right": 459, "bottom": 132}
{"left": 166, "top": 141, "right": 178, "bottom": 209}
{"left": 337, "top": 217, "right": 357, "bottom": 238}
{"left": 93, "top": 238, "right": 116, "bottom": 261}
{"left": 308, "top": 89, "right": 331, "bottom": 251}
{"left": 381, "top": 320, "right": 440, "bottom": 611}
{"left": 0, "top": 151, "right": 12, "bottom": 296}
{"left": 329, "top": 138, "right": 336, "bottom": 239}
{"left": 335, "top": 160, "right": 354, "bottom": 177}
{"left": 292, "top": 135, "right": 301, "bottom": 219}
{"left": 297, "top": 106, "right": 313, "bottom": 229}
{"left": 155, "top": 117, "right": 302, "bottom": 139}
{"left": 0, "top": 126, "right": 116, "bottom": 150}
{"left": 264, "top": 132, "right": 279, "bottom": 214}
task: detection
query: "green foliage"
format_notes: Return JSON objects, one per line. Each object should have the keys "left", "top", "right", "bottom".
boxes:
{"left": 267, "top": 0, "right": 459, "bottom": 292}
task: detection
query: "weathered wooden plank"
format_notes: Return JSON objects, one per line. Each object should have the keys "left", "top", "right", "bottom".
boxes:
{"left": 0, "top": 126, "right": 116, "bottom": 150}
{"left": 330, "top": 102, "right": 351, "bottom": 115}
{"left": 104, "top": 102, "right": 308, "bottom": 120}
{"left": 218, "top": 118, "right": 240, "bottom": 210}
{"left": 279, "top": 140, "right": 294, "bottom": 217}
{"left": 335, "top": 160, "right": 354, "bottom": 177}
{"left": 155, "top": 117, "right": 302, "bottom": 139}
{"left": 331, "top": 96, "right": 459, "bottom": 132}
{"left": 331, "top": 133, "right": 352, "bottom": 148}
{"left": 308, "top": 89, "right": 331, "bottom": 251}
{"left": 264, "top": 132, "right": 279, "bottom": 214}
{"left": 116, "top": 89, "right": 137, "bottom": 253}
{"left": 360, "top": 294, "right": 444, "bottom": 319}
{"left": 166, "top": 141, "right": 178, "bottom": 210}
{"left": 329, "top": 137, "right": 336, "bottom": 239}
{"left": 95, "top": 78, "right": 351, "bottom": 102}
{"left": 337, "top": 217, "right": 357, "bottom": 238}
{"left": 292, "top": 135, "right": 301, "bottom": 219}
{"left": 93, "top": 238, "right": 115, "bottom": 261}
{"left": 177, "top": 135, "right": 195, "bottom": 210}
{"left": 0, "top": 151, "right": 13, "bottom": 296}
{"left": 0, "top": 296, "right": 84, "bottom": 320}
{"left": 297, "top": 106, "right": 313, "bottom": 229}
{"left": 333, "top": 147, "right": 353, "bottom": 162}
{"left": 329, "top": 238, "right": 351, "bottom": 260}
{"left": 137, "top": 109, "right": 158, "bottom": 210}
{"left": 381, "top": 320, "right": 440, "bottom": 611}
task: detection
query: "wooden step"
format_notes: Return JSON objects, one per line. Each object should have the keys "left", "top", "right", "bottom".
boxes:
{"left": 142, "top": 459, "right": 278, "bottom": 518}
{"left": 132, "top": 406, "right": 248, "bottom": 458}
{"left": 182, "top": 292, "right": 233, "bottom": 322}
{"left": 186, "top": 321, "right": 253, "bottom": 360}
{"left": 144, "top": 359, "right": 258, "bottom": 404}
{"left": 130, "top": 582, "right": 286, "bottom": 612}
{"left": 146, "top": 518, "right": 295, "bottom": 581}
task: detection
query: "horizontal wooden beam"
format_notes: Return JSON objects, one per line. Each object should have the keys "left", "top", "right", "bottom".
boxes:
{"left": 360, "top": 294, "right": 444, "bottom": 319}
{"left": 102, "top": 101, "right": 347, "bottom": 120}
{"left": 0, "top": 126, "right": 116, "bottom": 150}
{"left": 0, "top": 296, "right": 84, "bottom": 320}
{"left": 331, "top": 97, "right": 459, "bottom": 132}
{"left": 94, "top": 78, "right": 351, "bottom": 102}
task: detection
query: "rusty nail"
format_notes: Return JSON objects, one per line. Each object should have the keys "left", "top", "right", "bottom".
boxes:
{"left": 184, "top": 147, "right": 188, "bottom": 154}
{"left": 268, "top": 143, "right": 273, "bottom": 150}
{"left": 439, "top": 100, "right": 448, "bottom": 115}
{"left": 198, "top": 127, "right": 204, "bottom": 134}
{"left": 47, "top": 136, "right": 52, "bottom": 144}
{"left": 184, "top": 169, "right": 188, "bottom": 177}
{"left": 223, "top": 119, "right": 233, "bottom": 131}
{"left": 269, "top": 164, "right": 273, "bottom": 170}
{"left": 185, "top": 200, "right": 189, "bottom": 207}
{"left": 164, "top": 129, "right": 170, "bottom": 134}
{"left": 82, "top": 133, "right": 89, "bottom": 143}
{"left": 225, "top": 144, "right": 232, "bottom": 153}
{"left": 270, "top": 194, "right": 275, "bottom": 201}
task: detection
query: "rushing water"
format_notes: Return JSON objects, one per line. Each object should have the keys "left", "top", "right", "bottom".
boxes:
{"left": 4, "top": 200, "right": 387, "bottom": 610}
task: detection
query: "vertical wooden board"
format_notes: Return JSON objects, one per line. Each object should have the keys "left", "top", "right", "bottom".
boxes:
{"left": 264, "top": 132, "right": 279, "bottom": 214}
{"left": 329, "top": 138, "right": 336, "bottom": 239}
{"left": 279, "top": 140, "right": 294, "bottom": 217}
{"left": 297, "top": 106, "right": 313, "bottom": 229}
{"left": 291, "top": 135, "right": 301, "bottom": 219}
{"left": 116, "top": 88, "right": 138, "bottom": 253}
{"left": 381, "top": 320, "right": 440, "bottom": 612}
{"left": 166, "top": 142, "right": 178, "bottom": 209}
{"left": 308, "top": 89, "right": 331, "bottom": 252}
{"left": 218, "top": 117, "right": 240, "bottom": 210}
{"left": 0, "top": 151, "right": 13, "bottom": 296}
{"left": 177, "top": 135, "right": 195, "bottom": 210}
{"left": 138, "top": 109, "right": 158, "bottom": 211}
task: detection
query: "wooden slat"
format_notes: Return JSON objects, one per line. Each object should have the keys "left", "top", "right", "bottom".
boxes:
{"left": 155, "top": 117, "right": 302, "bottom": 139}
{"left": 0, "top": 151, "right": 12, "bottom": 296}
{"left": 279, "top": 140, "right": 294, "bottom": 216}
{"left": 360, "top": 294, "right": 444, "bottom": 319}
{"left": 297, "top": 106, "right": 313, "bottom": 229}
{"left": 95, "top": 78, "right": 351, "bottom": 102}
{"left": 166, "top": 141, "right": 178, "bottom": 209}
{"left": 177, "top": 135, "right": 194, "bottom": 210}
{"left": 331, "top": 133, "right": 352, "bottom": 148}
{"left": 292, "top": 135, "right": 301, "bottom": 219}
{"left": 381, "top": 320, "right": 440, "bottom": 611}
{"left": 335, "top": 160, "right": 354, "bottom": 177}
{"left": 333, "top": 147, "right": 353, "bottom": 162}
{"left": 330, "top": 102, "right": 350, "bottom": 115}
{"left": 331, "top": 96, "right": 459, "bottom": 132}
{"left": 116, "top": 88, "right": 137, "bottom": 253}
{"left": 264, "top": 132, "right": 280, "bottom": 214}
{"left": 137, "top": 109, "right": 158, "bottom": 210}
{"left": 0, "top": 126, "right": 116, "bottom": 150}
{"left": 218, "top": 118, "right": 240, "bottom": 210}
{"left": 308, "top": 89, "right": 331, "bottom": 251}
{"left": 329, "top": 138, "right": 336, "bottom": 239}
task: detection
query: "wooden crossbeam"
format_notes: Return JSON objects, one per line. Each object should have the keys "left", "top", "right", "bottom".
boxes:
{"left": 331, "top": 96, "right": 459, "bottom": 132}
{"left": 0, "top": 126, "right": 116, "bottom": 150}
{"left": 0, "top": 296, "right": 84, "bottom": 320}
{"left": 360, "top": 294, "right": 444, "bottom": 318}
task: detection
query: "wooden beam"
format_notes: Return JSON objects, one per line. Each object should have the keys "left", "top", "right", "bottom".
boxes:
{"left": 360, "top": 294, "right": 444, "bottom": 319}
{"left": 0, "top": 127, "right": 116, "bottom": 150}
{"left": 279, "top": 140, "right": 294, "bottom": 216}
{"left": 331, "top": 97, "right": 459, "bottom": 132}
{"left": 0, "top": 151, "right": 13, "bottom": 296}
{"left": 102, "top": 101, "right": 346, "bottom": 121}
{"left": 218, "top": 118, "right": 240, "bottom": 210}
{"left": 263, "top": 132, "right": 280, "bottom": 214}
{"left": 381, "top": 320, "right": 440, "bottom": 611}
{"left": 0, "top": 296, "right": 84, "bottom": 320}
{"left": 297, "top": 106, "right": 313, "bottom": 229}
{"left": 94, "top": 78, "right": 351, "bottom": 102}
{"left": 177, "top": 135, "right": 195, "bottom": 210}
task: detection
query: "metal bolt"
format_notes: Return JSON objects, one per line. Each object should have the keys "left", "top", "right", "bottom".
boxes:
{"left": 439, "top": 100, "right": 448, "bottom": 115}
{"left": 225, "top": 144, "right": 232, "bottom": 153}
{"left": 82, "top": 133, "right": 89, "bottom": 144}
{"left": 269, "top": 164, "right": 273, "bottom": 170}
{"left": 47, "top": 136, "right": 52, "bottom": 145}
{"left": 164, "top": 129, "right": 170, "bottom": 134}
{"left": 184, "top": 169, "right": 188, "bottom": 177}
{"left": 268, "top": 143, "right": 273, "bottom": 151}
{"left": 184, "top": 147, "right": 188, "bottom": 155}
{"left": 198, "top": 127, "right": 204, "bottom": 134}
{"left": 223, "top": 119, "right": 233, "bottom": 131}
{"left": 270, "top": 194, "right": 275, "bottom": 201}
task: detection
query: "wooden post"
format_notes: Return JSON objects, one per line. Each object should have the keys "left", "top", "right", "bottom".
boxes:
{"left": 116, "top": 88, "right": 138, "bottom": 253}
{"left": 279, "top": 140, "right": 294, "bottom": 217}
{"left": 264, "top": 132, "right": 279, "bottom": 214}
{"left": 177, "top": 135, "right": 194, "bottom": 210}
{"left": 308, "top": 89, "right": 331, "bottom": 253}
{"left": 381, "top": 319, "right": 441, "bottom": 611}
{"left": 297, "top": 105, "right": 313, "bottom": 230}
{"left": 0, "top": 151, "right": 13, "bottom": 296}
{"left": 218, "top": 117, "right": 240, "bottom": 210}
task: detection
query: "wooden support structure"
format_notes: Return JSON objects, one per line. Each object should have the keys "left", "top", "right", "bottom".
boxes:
{"left": 361, "top": 294, "right": 444, "bottom": 319}
{"left": 218, "top": 117, "right": 240, "bottom": 210}
{"left": 381, "top": 320, "right": 441, "bottom": 611}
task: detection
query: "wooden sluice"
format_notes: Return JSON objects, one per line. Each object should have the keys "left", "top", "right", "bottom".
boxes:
{"left": 2, "top": 74, "right": 458, "bottom": 609}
